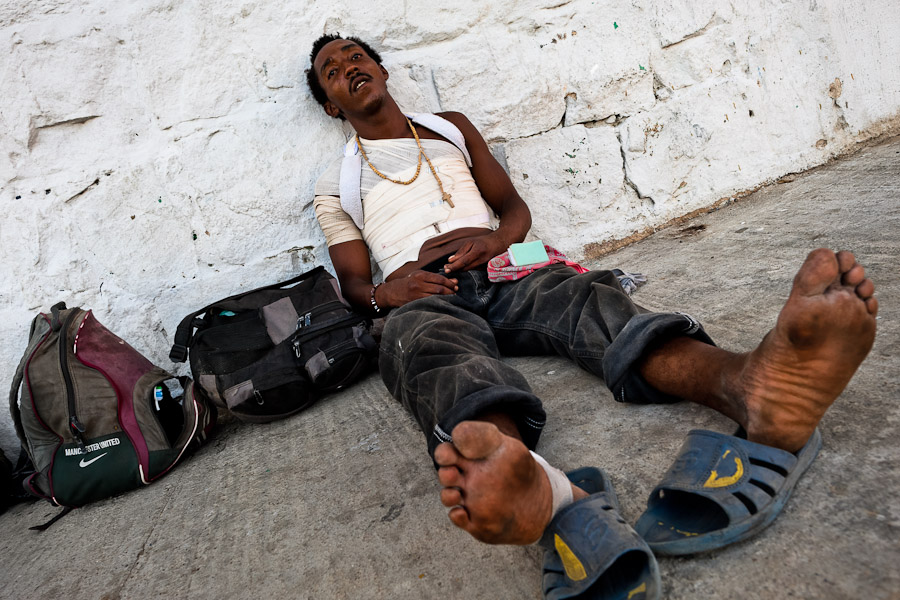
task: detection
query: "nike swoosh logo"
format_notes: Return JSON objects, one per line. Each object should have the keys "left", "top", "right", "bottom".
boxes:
{"left": 79, "top": 452, "right": 108, "bottom": 468}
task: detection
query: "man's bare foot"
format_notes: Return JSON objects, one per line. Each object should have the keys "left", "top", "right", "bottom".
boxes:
{"left": 736, "top": 249, "right": 878, "bottom": 452}
{"left": 434, "top": 420, "right": 587, "bottom": 544}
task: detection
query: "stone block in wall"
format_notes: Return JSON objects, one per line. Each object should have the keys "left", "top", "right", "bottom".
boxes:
{"left": 651, "top": 0, "right": 724, "bottom": 48}
{"left": 3, "top": 15, "right": 144, "bottom": 191}
{"left": 560, "top": 10, "right": 658, "bottom": 126}
{"left": 650, "top": 19, "right": 739, "bottom": 92}
{"left": 563, "top": 71, "right": 654, "bottom": 127}
{"left": 129, "top": 4, "right": 277, "bottom": 131}
{"left": 428, "top": 3, "right": 660, "bottom": 139}
{"left": 505, "top": 124, "right": 643, "bottom": 261}
{"left": 384, "top": 62, "right": 439, "bottom": 116}
{"left": 322, "top": 2, "right": 488, "bottom": 53}
{"left": 430, "top": 36, "right": 566, "bottom": 142}
{"left": 527, "top": 5, "right": 658, "bottom": 127}
{"left": 620, "top": 73, "right": 841, "bottom": 220}
{"left": 818, "top": 1, "right": 900, "bottom": 134}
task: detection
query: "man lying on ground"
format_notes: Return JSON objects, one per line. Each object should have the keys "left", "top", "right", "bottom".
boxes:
{"left": 306, "top": 34, "right": 877, "bottom": 599}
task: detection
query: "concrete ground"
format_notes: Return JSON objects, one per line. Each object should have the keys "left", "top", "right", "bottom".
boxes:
{"left": 1, "top": 137, "right": 898, "bottom": 600}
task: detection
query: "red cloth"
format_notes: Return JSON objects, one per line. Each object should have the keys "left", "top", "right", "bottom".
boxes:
{"left": 487, "top": 244, "right": 589, "bottom": 282}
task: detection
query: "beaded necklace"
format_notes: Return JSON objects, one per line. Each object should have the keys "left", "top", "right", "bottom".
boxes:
{"left": 355, "top": 118, "right": 455, "bottom": 207}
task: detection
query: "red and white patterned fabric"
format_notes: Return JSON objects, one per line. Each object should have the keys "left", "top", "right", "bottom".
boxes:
{"left": 487, "top": 244, "right": 589, "bottom": 282}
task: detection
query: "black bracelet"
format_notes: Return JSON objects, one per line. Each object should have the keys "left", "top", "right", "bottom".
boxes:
{"left": 370, "top": 282, "right": 383, "bottom": 314}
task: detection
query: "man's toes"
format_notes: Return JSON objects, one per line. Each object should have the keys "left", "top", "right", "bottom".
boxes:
{"left": 794, "top": 248, "right": 839, "bottom": 295}
{"left": 448, "top": 506, "right": 471, "bottom": 529}
{"left": 437, "top": 465, "right": 463, "bottom": 487}
{"left": 836, "top": 250, "right": 857, "bottom": 273}
{"left": 866, "top": 296, "right": 879, "bottom": 316}
{"left": 450, "top": 421, "right": 503, "bottom": 459}
{"left": 842, "top": 263, "right": 866, "bottom": 287}
{"left": 441, "top": 487, "right": 463, "bottom": 508}
{"left": 434, "top": 442, "right": 461, "bottom": 467}
{"left": 856, "top": 278, "right": 875, "bottom": 299}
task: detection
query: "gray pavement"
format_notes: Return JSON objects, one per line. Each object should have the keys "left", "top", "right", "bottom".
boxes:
{"left": 2, "top": 137, "right": 898, "bottom": 600}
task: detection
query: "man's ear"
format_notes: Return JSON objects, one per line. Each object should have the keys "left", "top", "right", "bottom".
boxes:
{"left": 324, "top": 101, "right": 342, "bottom": 119}
{"left": 380, "top": 65, "right": 389, "bottom": 81}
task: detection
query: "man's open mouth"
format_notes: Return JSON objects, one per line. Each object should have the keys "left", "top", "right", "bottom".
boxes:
{"left": 351, "top": 76, "right": 370, "bottom": 94}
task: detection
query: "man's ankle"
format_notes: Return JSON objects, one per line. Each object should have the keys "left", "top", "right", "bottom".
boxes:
{"left": 530, "top": 451, "right": 575, "bottom": 523}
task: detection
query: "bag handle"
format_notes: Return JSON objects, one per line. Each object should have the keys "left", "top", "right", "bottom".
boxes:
{"left": 49, "top": 301, "right": 67, "bottom": 332}
{"left": 169, "top": 267, "right": 326, "bottom": 362}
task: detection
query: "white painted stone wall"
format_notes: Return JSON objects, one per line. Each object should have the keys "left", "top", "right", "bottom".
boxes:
{"left": 2, "top": 0, "right": 899, "bottom": 453}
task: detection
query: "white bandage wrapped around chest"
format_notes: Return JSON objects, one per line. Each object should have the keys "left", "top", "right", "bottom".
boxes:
{"left": 340, "top": 112, "right": 473, "bottom": 228}
{"left": 313, "top": 114, "right": 493, "bottom": 278}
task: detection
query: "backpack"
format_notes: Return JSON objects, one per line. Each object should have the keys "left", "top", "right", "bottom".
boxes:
{"left": 9, "top": 303, "right": 216, "bottom": 509}
{"left": 168, "top": 266, "right": 376, "bottom": 423}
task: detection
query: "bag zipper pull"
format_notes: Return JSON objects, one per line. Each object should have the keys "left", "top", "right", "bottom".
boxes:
{"left": 69, "top": 416, "right": 87, "bottom": 451}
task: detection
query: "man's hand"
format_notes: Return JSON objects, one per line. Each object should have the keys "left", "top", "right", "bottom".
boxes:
{"left": 442, "top": 233, "right": 508, "bottom": 274}
{"left": 436, "top": 112, "right": 531, "bottom": 271}
{"left": 378, "top": 270, "right": 459, "bottom": 308}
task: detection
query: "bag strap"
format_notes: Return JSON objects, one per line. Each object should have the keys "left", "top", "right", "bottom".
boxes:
{"left": 9, "top": 346, "right": 28, "bottom": 445}
{"left": 169, "top": 267, "right": 326, "bottom": 362}
{"left": 9, "top": 313, "right": 49, "bottom": 446}
{"left": 29, "top": 506, "right": 74, "bottom": 531}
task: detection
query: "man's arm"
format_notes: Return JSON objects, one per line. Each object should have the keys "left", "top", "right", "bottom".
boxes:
{"left": 438, "top": 111, "right": 532, "bottom": 273}
{"left": 315, "top": 192, "right": 458, "bottom": 314}
{"left": 329, "top": 240, "right": 458, "bottom": 315}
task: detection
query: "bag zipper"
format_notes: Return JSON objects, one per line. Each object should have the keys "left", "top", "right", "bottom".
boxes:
{"left": 327, "top": 344, "right": 365, "bottom": 366}
{"left": 313, "top": 344, "right": 369, "bottom": 391}
{"left": 292, "top": 314, "right": 365, "bottom": 358}
{"left": 58, "top": 311, "right": 87, "bottom": 451}
{"left": 306, "top": 339, "right": 365, "bottom": 391}
{"left": 294, "top": 301, "right": 347, "bottom": 330}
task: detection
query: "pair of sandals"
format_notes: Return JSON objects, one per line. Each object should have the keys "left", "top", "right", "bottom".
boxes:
{"left": 539, "top": 428, "right": 822, "bottom": 599}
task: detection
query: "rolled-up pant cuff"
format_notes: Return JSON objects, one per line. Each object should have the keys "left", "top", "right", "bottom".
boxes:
{"left": 429, "top": 385, "right": 547, "bottom": 458}
{"left": 602, "top": 311, "right": 716, "bottom": 404}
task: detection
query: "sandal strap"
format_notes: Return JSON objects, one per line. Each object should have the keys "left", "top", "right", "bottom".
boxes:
{"left": 539, "top": 467, "right": 659, "bottom": 599}
{"left": 647, "top": 429, "right": 800, "bottom": 521}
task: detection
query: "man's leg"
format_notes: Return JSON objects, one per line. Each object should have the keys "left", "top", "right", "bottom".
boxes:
{"left": 378, "top": 288, "right": 547, "bottom": 455}
{"left": 379, "top": 272, "right": 592, "bottom": 544}
{"left": 436, "top": 249, "right": 877, "bottom": 543}
{"left": 637, "top": 248, "right": 877, "bottom": 452}
{"left": 433, "top": 265, "right": 643, "bottom": 543}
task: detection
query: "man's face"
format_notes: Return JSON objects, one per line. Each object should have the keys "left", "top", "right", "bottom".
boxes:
{"left": 313, "top": 39, "right": 389, "bottom": 119}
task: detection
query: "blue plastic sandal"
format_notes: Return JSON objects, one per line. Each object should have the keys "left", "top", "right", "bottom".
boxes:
{"left": 634, "top": 428, "right": 822, "bottom": 556}
{"left": 540, "top": 467, "right": 660, "bottom": 600}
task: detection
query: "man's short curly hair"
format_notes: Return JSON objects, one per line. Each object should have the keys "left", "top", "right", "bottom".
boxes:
{"left": 306, "top": 34, "right": 383, "bottom": 114}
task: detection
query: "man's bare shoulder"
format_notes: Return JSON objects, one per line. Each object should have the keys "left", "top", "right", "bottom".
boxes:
{"left": 436, "top": 111, "right": 475, "bottom": 133}
{"left": 435, "top": 111, "right": 491, "bottom": 162}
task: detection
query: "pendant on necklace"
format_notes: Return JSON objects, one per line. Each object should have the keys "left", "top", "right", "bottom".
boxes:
{"left": 442, "top": 192, "right": 455, "bottom": 208}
